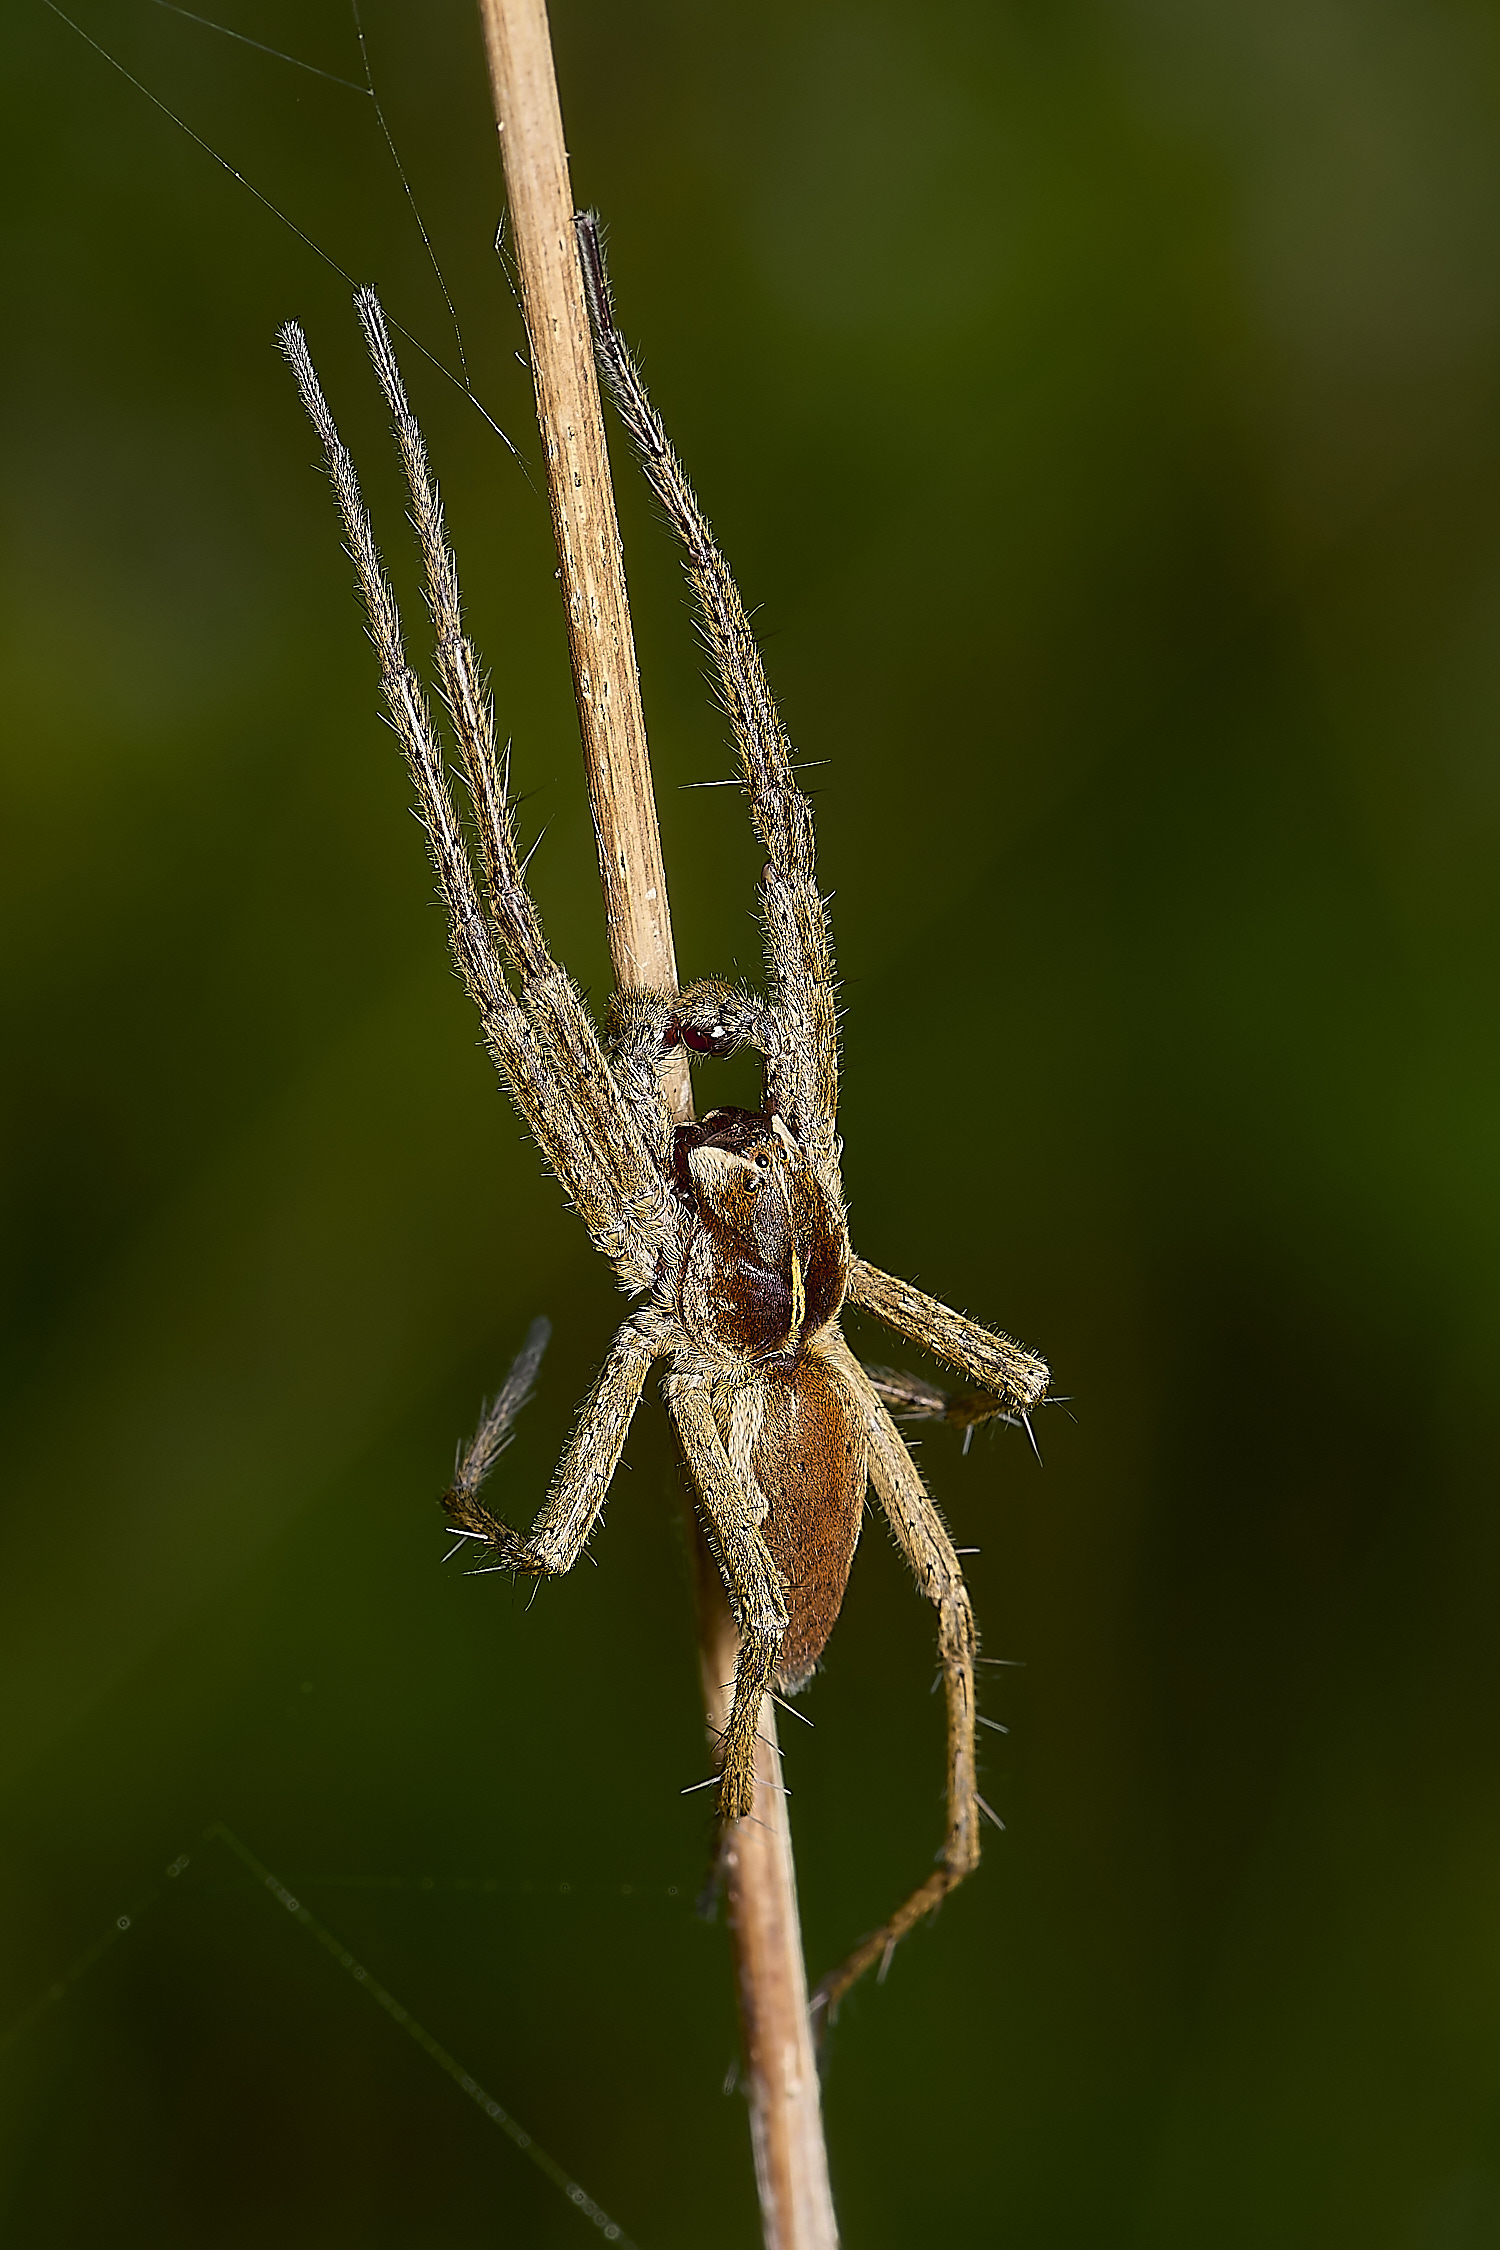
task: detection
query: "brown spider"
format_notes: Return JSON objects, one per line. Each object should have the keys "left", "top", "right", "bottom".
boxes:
{"left": 278, "top": 229, "right": 1049, "bottom": 2019}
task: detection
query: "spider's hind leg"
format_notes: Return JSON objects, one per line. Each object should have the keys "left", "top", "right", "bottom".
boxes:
{"left": 816, "top": 1331, "right": 986, "bottom": 2024}
{"left": 862, "top": 1363, "right": 1018, "bottom": 1434}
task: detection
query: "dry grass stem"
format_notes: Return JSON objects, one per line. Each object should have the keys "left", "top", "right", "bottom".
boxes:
{"left": 473, "top": 3, "right": 838, "bottom": 2243}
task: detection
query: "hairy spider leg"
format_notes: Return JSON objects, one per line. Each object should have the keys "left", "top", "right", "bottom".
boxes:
{"left": 815, "top": 1332, "right": 981, "bottom": 2020}
{"left": 355, "top": 292, "right": 677, "bottom": 1287}
{"left": 577, "top": 217, "right": 840, "bottom": 1186}
{"left": 847, "top": 1258, "right": 1049, "bottom": 1416}
{"left": 448, "top": 1315, "right": 554, "bottom": 1506}
{"left": 665, "top": 1378, "right": 789, "bottom": 1822}
{"left": 446, "top": 1313, "right": 665, "bottom": 1574}
{"left": 280, "top": 318, "right": 669, "bottom": 1292}
{"left": 861, "top": 1364, "right": 1019, "bottom": 1433}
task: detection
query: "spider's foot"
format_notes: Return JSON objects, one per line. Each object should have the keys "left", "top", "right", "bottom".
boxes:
{"left": 809, "top": 1869, "right": 953, "bottom": 2041}
{"left": 716, "top": 1759, "right": 756, "bottom": 1825}
{"left": 439, "top": 1490, "right": 541, "bottom": 1574}
{"left": 866, "top": 1363, "right": 1023, "bottom": 1433}
{"left": 944, "top": 1393, "right": 1016, "bottom": 1429}
{"left": 709, "top": 1722, "right": 761, "bottom": 1824}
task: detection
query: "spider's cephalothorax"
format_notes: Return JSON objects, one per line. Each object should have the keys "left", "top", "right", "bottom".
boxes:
{"left": 280, "top": 229, "right": 1049, "bottom": 2020}
{"left": 672, "top": 1105, "right": 850, "bottom": 1365}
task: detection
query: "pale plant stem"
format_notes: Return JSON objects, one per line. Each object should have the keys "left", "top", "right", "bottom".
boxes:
{"left": 473, "top": 4, "right": 838, "bottom": 2244}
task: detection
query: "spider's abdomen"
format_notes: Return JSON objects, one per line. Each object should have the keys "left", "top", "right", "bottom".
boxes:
{"left": 751, "top": 1353, "right": 868, "bottom": 1693}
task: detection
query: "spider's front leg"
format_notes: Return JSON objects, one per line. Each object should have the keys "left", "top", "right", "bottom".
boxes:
{"left": 446, "top": 1313, "right": 664, "bottom": 1578}
{"left": 281, "top": 305, "right": 676, "bottom": 1299}
{"left": 579, "top": 222, "right": 841, "bottom": 1183}
{"left": 664, "top": 1375, "right": 788, "bottom": 1820}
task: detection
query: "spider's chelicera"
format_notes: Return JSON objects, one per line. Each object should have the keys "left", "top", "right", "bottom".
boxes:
{"left": 279, "top": 230, "right": 1049, "bottom": 2018}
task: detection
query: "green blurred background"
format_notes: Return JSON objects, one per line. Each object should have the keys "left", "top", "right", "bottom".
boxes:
{"left": 4, "top": 0, "right": 1500, "bottom": 2242}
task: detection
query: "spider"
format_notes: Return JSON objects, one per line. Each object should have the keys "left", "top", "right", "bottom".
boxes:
{"left": 278, "top": 224, "right": 1049, "bottom": 2019}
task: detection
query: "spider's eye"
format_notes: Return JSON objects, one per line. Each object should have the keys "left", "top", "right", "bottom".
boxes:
{"left": 755, "top": 1151, "right": 771, "bottom": 1170}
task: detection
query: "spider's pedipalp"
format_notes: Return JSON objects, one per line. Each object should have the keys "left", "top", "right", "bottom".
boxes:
{"left": 606, "top": 982, "right": 779, "bottom": 1156}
